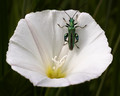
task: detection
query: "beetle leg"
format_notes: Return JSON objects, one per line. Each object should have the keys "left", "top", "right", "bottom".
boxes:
{"left": 63, "top": 33, "right": 68, "bottom": 45}
{"left": 64, "top": 33, "right": 68, "bottom": 42}
{"left": 75, "top": 33, "right": 79, "bottom": 43}
{"left": 57, "top": 24, "right": 66, "bottom": 28}
{"left": 74, "top": 14, "right": 78, "bottom": 26}
{"left": 74, "top": 23, "right": 77, "bottom": 25}
{"left": 63, "top": 18, "right": 68, "bottom": 24}
{"left": 75, "top": 44, "right": 79, "bottom": 49}
{"left": 63, "top": 40, "right": 68, "bottom": 45}
{"left": 57, "top": 23, "right": 69, "bottom": 28}
{"left": 58, "top": 18, "right": 70, "bottom": 28}
{"left": 75, "top": 33, "right": 79, "bottom": 49}
{"left": 63, "top": 18, "right": 70, "bottom": 27}
{"left": 75, "top": 14, "right": 78, "bottom": 21}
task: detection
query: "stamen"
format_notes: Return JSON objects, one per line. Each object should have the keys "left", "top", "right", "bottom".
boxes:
{"left": 52, "top": 56, "right": 59, "bottom": 64}
{"left": 46, "top": 55, "right": 67, "bottom": 79}
{"left": 52, "top": 55, "right": 67, "bottom": 70}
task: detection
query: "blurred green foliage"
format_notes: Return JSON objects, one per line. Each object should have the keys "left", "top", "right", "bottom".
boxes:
{"left": 0, "top": 0, "right": 120, "bottom": 96}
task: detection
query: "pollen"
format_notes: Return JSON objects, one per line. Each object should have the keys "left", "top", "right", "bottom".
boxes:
{"left": 46, "top": 55, "right": 67, "bottom": 79}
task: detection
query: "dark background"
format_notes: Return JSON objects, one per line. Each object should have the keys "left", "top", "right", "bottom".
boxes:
{"left": 0, "top": 0, "right": 120, "bottom": 96}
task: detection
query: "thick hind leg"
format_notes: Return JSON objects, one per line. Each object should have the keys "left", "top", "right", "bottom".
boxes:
{"left": 75, "top": 33, "right": 79, "bottom": 49}
{"left": 64, "top": 33, "right": 68, "bottom": 45}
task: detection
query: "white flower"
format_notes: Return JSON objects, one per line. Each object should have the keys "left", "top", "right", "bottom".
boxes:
{"left": 6, "top": 10, "right": 113, "bottom": 87}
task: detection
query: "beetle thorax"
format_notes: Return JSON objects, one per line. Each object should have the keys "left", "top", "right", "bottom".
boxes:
{"left": 69, "top": 18, "right": 75, "bottom": 27}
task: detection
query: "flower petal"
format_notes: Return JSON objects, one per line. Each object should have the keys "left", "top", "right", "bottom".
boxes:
{"left": 12, "top": 66, "right": 47, "bottom": 86}
{"left": 25, "top": 10, "right": 69, "bottom": 59}
{"left": 12, "top": 66, "right": 70, "bottom": 87}
{"left": 6, "top": 10, "right": 71, "bottom": 87}
{"left": 64, "top": 12, "right": 112, "bottom": 84}
{"left": 7, "top": 19, "right": 46, "bottom": 74}
{"left": 37, "top": 78, "right": 70, "bottom": 87}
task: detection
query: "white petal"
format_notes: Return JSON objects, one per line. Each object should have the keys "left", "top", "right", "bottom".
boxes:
{"left": 6, "top": 10, "right": 71, "bottom": 87}
{"left": 65, "top": 12, "right": 112, "bottom": 84}
{"left": 12, "top": 66, "right": 47, "bottom": 86}
{"left": 12, "top": 66, "right": 70, "bottom": 87}
{"left": 37, "top": 78, "right": 70, "bottom": 87}
{"left": 25, "top": 10, "right": 69, "bottom": 58}
{"left": 7, "top": 19, "right": 46, "bottom": 74}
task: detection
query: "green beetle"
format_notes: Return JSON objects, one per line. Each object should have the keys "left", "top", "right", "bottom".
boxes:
{"left": 58, "top": 11, "right": 86, "bottom": 50}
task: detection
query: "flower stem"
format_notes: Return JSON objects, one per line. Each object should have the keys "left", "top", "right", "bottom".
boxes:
{"left": 34, "top": 87, "right": 37, "bottom": 96}
{"left": 22, "top": 0, "right": 26, "bottom": 18}
{"left": 93, "top": 0, "right": 103, "bottom": 18}
{"left": 112, "top": 34, "right": 120, "bottom": 55}
{"left": 56, "top": 88, "right": 62, "bottom": 96}
{"left": 95, "top": 70, "right": 108, "bottom": 96}
{"left": 45, "top": 88, "right": 50, "bottom": 96}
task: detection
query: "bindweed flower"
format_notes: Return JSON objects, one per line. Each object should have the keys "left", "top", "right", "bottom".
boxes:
{"left": 6, "top": 10, "right": 113, "bottom": 87}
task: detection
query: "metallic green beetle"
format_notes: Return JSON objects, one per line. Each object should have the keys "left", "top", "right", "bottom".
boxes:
{"left": 58, "top": 11, "right": 86, "bottom": 50}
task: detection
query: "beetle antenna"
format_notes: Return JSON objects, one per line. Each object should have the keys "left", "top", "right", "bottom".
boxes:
{"left": 64, "top": 11, "right": 71, "bottom": 18}
{"left": 72, "top": 11, "right": 78, "bottom": 18}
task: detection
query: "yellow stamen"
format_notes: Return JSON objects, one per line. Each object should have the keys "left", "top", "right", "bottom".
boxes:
{"left": 46, "top": 55, "right": 67, "bottom": 79}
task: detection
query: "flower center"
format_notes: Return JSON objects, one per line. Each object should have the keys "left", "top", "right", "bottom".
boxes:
{"left": 46, "top": 55, "right": 67, "bottom": 79}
